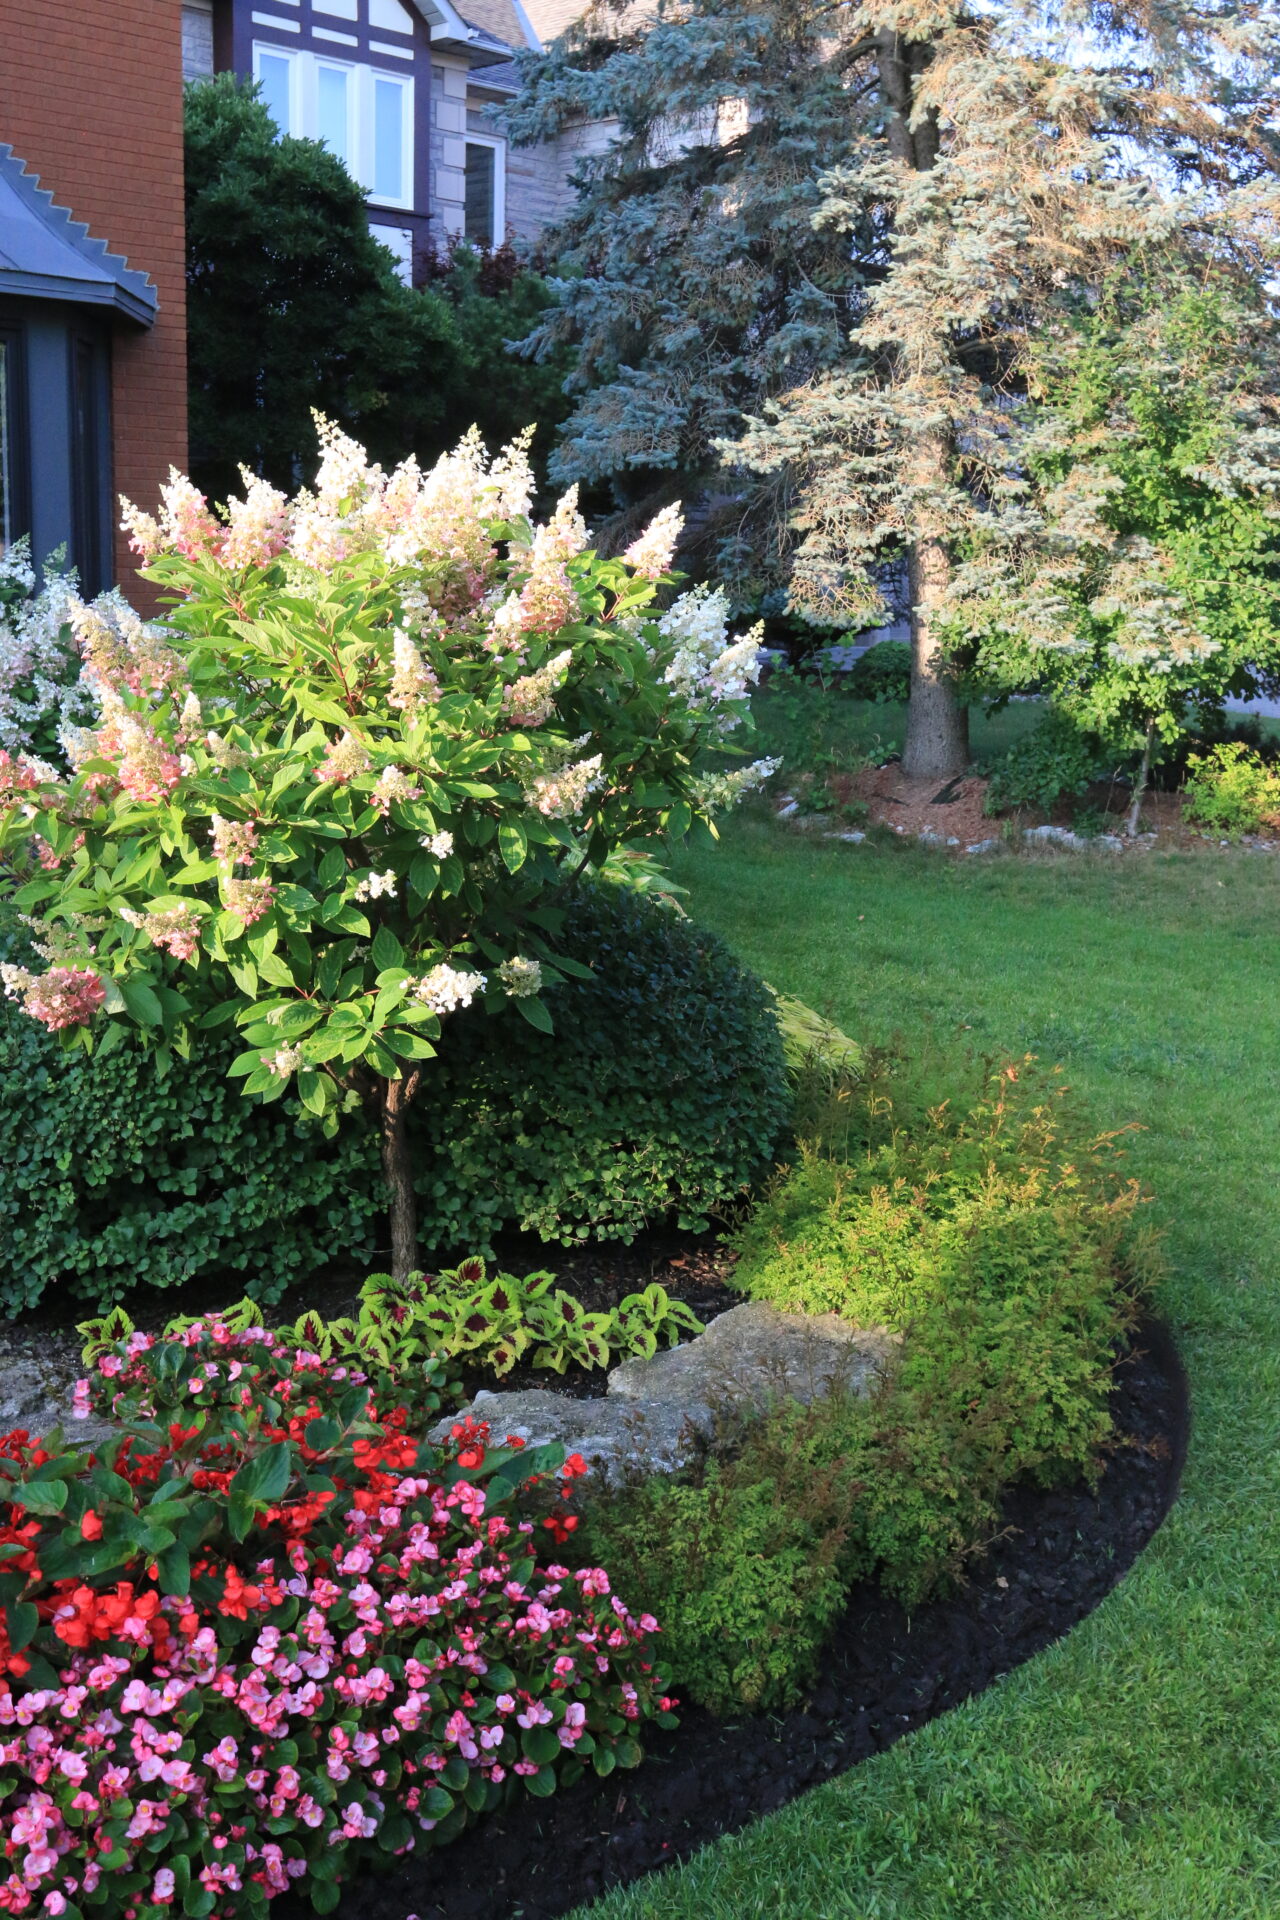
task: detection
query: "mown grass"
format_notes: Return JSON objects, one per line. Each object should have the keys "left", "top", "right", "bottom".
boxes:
{"left": 578, "top": 810, "right": 1280, "bottom": 1920}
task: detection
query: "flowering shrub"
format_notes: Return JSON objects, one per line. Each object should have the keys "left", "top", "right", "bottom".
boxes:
{"left": 0, "top": 542, "right": 96, "bottom": 762}
{"left": 0, "top": 422, "right": 769, "bottom": 1273}
{"left": 0, "top": 1317, "right": 673, "bottom": 1920}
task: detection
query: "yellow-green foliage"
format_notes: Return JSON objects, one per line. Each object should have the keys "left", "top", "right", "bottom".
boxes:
{"left": 1184, "top": 742, "right": 1280, "bottom": 837}
{"left": 730, "top": 1054, "right": 1143, "bottom": 1326}
{"left": 587, "top": 1051, "right": 1153, "bottom": 1715}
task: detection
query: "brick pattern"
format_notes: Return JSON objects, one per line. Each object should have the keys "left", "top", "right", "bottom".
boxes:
{"left": 0, "top": 0, "right": 188, "bottom": 605}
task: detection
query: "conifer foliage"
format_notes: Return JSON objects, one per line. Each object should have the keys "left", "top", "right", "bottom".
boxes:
{"left": 515, "top": 0, "right": 1280, "bottom": 778}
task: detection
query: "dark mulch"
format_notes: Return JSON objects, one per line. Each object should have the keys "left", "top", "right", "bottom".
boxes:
{"left": 329, "top": 1317, "right": 1187, "bottom": 1920}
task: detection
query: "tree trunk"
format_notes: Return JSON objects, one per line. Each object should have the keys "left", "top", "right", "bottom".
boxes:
{"left": 876, "top": 30, "right": 969, "bottom": 782}
{"left": 1124, "top": 725, "right": 1155, "bottom": 838}
{"left": 380, "top": 1071, "right": 421, "bottom": 1280}
{"left": 901, "top": 511, "right": 970, "bottom": 781}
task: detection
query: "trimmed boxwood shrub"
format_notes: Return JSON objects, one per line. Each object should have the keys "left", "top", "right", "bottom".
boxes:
{"left": 410, "top": 883, "right": 790, "bottom": 1250}
{"left": 0, "top": 920, "right": 379, "bottom": 1313}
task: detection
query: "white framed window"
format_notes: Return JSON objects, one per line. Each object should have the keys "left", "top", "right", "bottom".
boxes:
{"left": 463, "top": 135, "right": 505, "bottom": 247}
{"left": 370, "top": 222, "right": 414, "bottom": 284}
{"left": 252, "top": 41, "right": 415, "bottom": 209}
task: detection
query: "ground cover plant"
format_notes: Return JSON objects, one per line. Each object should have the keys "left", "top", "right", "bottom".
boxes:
{"left": 572, "top": 811, "right": 1280, "bottom": 1920}
{"left": 0, "top": 425, "right": 772, "bottom": 1276}
{"left": 0, "top": 1312, "right": 673, "bottom": 1920}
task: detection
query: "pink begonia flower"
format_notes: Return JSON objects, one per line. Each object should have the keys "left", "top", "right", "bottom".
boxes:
{"left": 151, "top": 1868, "right": 176, "bottom": 1905}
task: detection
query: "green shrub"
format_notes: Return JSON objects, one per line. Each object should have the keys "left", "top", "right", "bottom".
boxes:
{"left": 730, "top": 1054, "right": 1140, "bottom": 1324}
{"left": 585, "top": 1416, "right": 859, "bottom": 1715}
{"left": 1183, "top": 741, "right": 1280, "bottom": 836}
{"left": 587, "top": 1049, "right": 1151, "bottom": 1712}
{"left": 0, "top": 921, "right": 378, "bottom": 1313}
{"left": 984, "top": 710, "right": 1101, "bottom": 813}
{"left": 412, "top": 883, "right": 790, "bottom": 1249}
{"left": 844, "top": 640, "right": 911, "bottom": 704}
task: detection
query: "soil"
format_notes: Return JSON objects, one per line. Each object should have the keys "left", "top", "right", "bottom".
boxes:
{"left": 315, "top": 1317, "right": 1188, "bottom": 1920}
{"left": 787, "top": 762, "right": 1280, "bottom": 854}
{"left": 850, "top": 763, "right": 994, "bottom": 844}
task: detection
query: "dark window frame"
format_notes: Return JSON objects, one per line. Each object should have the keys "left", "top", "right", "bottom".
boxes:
{"left": 0, "top": 316, "right": 32, "bottom": 557}
{"left": 68, "top": 324, "right": 112, "bottom": 598}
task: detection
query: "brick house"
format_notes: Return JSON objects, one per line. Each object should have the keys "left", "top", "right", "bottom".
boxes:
{"left": 0, "top": 0, "right": 188, "bottom": 602}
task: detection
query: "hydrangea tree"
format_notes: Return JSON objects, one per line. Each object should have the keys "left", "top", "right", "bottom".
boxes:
{"left": 0, "top": 422, "right": 769, "bottom": 1275}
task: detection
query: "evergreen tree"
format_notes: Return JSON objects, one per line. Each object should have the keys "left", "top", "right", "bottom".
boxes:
{"left": 185, "top": 75, "right": 457, "bottom": 501}
{"left": 513, "top": 0, "right": 1280, "bottom": 777}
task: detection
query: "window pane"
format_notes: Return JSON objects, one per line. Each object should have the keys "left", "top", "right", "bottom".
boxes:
{"left": 464, "top": 144, "right": 495, "bottom": 246}
{"left": 257, "top": 51, "right": 292, "bottom": 134}
{"left": 0, "top": 340, "right": 10, "bottom": 552}
{"left": 317, "top": 66, "right": 350, "bottom": 165}
{"left": 373, "top": 77, "right": 404, "bottom": 200}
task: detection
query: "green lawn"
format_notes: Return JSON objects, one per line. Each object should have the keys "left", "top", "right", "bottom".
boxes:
{"left": 579, "top": 817, "right": 1280, "bottom": 1920}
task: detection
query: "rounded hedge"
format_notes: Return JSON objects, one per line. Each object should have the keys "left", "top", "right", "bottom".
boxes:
{"left": 410, "top": 883, "right": 790, "bottom": 1250}
{"left": 0, "top": 925, "right": 379, "bottom": 1315}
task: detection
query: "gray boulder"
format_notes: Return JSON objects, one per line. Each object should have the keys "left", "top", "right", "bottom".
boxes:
{"left": 433, "top": 1304, "right": 895, "bottom": 1486}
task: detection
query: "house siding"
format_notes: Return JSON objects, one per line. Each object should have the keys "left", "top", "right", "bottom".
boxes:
{"left": 222, "top": 0, "right": 438, "bottom": 262}
{"left": 0, "top": 0, "right": 188, "bottom": 604}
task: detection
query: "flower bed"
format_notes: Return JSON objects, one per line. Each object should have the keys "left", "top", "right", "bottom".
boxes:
{"left": 0, "top": 1322, "right": 673, "bottom": 1920}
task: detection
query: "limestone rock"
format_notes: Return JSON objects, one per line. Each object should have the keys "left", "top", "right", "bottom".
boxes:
{"left": 608, "top": 1302, "right": 894, "bottom": 1416}
{"left": 431, "top": 1304, "right": 895, "bottom": 1486}
{"left": 428, "top": 1388, "right": 700, "bottom": 1483}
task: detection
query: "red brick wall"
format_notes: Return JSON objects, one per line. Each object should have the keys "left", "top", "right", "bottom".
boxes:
{"left": 0, "top": 1, "right": 187, "bottom": 605}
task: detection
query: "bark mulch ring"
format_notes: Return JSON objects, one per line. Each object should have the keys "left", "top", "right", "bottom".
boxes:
{"left": 312, "top": 1315, "right": 1187, "bottom": 1920}
{"left": 785, "top": 762, "right": 1280, "bottom": 852}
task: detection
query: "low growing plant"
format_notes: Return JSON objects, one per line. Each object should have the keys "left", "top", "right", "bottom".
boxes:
{"left": 586, "top": 1050, "right": 1154, "bottom": 1713}
{"left": 0, "top": 1314, "right": 674, "bottom": 1920}
{"left": 983, "top": 710, "right": 1102, "bottom": 815}
{"left": 730, "top": 1053, "right": 1145, "bottom": 1324}
{"left": 1183, "top": 741, "right": 1280, "bottom": 837}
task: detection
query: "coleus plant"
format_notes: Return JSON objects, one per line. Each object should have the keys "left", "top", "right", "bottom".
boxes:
{"left": 0, "top": 422, "right": 769, "bottom": 1273}
{"left": 0, "top": 1316, "right": 675, "bottom": 1920}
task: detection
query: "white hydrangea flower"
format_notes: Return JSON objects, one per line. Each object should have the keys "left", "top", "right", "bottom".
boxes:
{"left": 412, "top": 963, "right": 486, "bottom": 1015}
{"left": 263, "top": 1045, "right": 304, "bottom": 1078}
{"left": 624, "top": 502, "right": 684, "bottom": 579}
{"left": 498, "top": 956, "right": 543, "bottom": 998}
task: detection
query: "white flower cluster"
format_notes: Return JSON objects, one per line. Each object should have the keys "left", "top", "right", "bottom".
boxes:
{"left": 523, "top": 740, "right": 604, "bottom": 820}
{"left": 371, "top": 765, "right": 422, "bottom": 813}
{"left": 418, "top": 830, "right": 454, "bottom": 859}
{"left": 498, "top": 956, "right": 543, "bottom": 998}
{"left": 412, "top": 962, "right": 486, "bottom": 1015}
{"left": 389, "top": 628, "right": 439, "bottom": 718}
{"left": 0, "top": 542, "right": 96, "bottom": 755}
{"left": 657, "top": 587, "right": 763, "bottom": 727}
{"left": 623, "top": 502, "right": 684, "bottom": 579}
{"left": 353, "top": 869, "right": 398, "bottom": 902}
{"left": 502, "top": 649, "right": 572, "bottom": 728}
{"left": 263, "top": 1045, "right": 304, "bottom": 1079}
{"left": 691, "top": 757, "right": 782, "bottom": 814}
